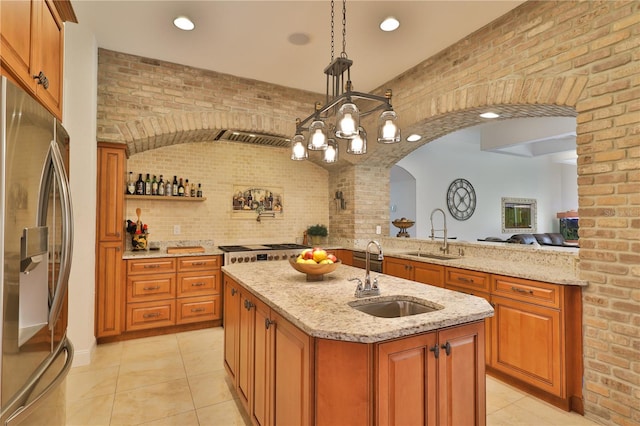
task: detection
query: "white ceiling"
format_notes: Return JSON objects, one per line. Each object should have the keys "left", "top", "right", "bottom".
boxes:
{"left": 72, "top": 0, "right": 526, "bottom": 94}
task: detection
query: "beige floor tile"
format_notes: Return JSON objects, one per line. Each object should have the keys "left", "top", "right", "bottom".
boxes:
{"left": 182, "top": 347, "right": 225, "bottom": 377}
{"left": 120, "top": 334, "right": 180, "bottom": 364}
{"left": 70, "top": 342, "right": 123, "bottom": 375}
{"left": 188, "top": 369, "right": 235, "bottom": 409}
{"left": 66, "top": 365, "right": 119, "bottom": 402}
{"left": 65, "top": 393, "right": 114, "bottom": 426}
{"left": 110, "top": 378, "right": 194, "bottom": 425}
{"left": 116, "top": 354, "right": 186, "bottom": 392}
{"left": 177, "top": 327, "right": 223, "bottom": 354}
{"left": 196, "top": 399, "right": 251, "bottom": 426}
{"left": 513, "top": 396, "right": 600, "bottom": 425}
{"left": 139, "top": 410, "right": 200, "bottom": 425}
{"left": 485, "top": 375, "right": 527, "bottom": 414}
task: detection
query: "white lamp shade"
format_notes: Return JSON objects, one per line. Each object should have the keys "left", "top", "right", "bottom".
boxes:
{"left": 347, "top": 127, "right": 367, "bottom": 154}
{"left": 291, "top": 134, "right": 308, "bottom": 160}
{"left": 308, "top": 120, "right": 328, "bottom": 150}
{"left": 323, "top": 139, "right": 338, "bottom": 163}
{"left": 335, "top": 102, "right": 360, "bottom": 139}
{"left": 377, "top": 110, "right": 401, "bottom": 143}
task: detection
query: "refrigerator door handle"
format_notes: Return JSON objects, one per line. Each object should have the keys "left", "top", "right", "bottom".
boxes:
{"left": 37, "top": 140, "right": 74, "bottom": 330}
{"left": 3, "top": 338, "right": 74, "bottom": 426}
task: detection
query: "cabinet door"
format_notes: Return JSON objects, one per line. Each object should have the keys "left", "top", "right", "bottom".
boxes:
{"left": 491, "top": 295, "right": 562, "bottom": 397}
{"left": 437, "top": 322, "right": 486, "bottom": 426}
{"left": 377, "top": 332, "right": 438, "bottom": 426}
{"left": 97, "top": 145, "right": 125, "bottom": 242}
{"left": 251, "top": 297, "right": 273, "bottom": 426}
{"left": 383, "top": 256, "right": 413, "bottom": 280}
{"left": 0, "top": 0, "right": 37, "bottom": 90}
{"left": 413, "top": 262, "right": 445, "bottom": 287}
{"left": 95, "top": 242, "right": 123, "bottom": 337}
{"left": 271, "top": 310, "right": 312, "bottom": 426}
{"left": 237, "top": 289, "right": 254, "bottom": 411}
{"left": 223, "top": 277, "right": 241, "bottom": 382}
{"left": 34, "top": 0, "right": 63, "bottom": 118}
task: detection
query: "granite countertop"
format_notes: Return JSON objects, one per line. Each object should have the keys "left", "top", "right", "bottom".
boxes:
{"left": 222, "top": 262, "right": 493, "bottom": 344}
{"left": 383, "top": 249, "right": 586, "bottom": 286}
{"left": 122, "top": 245, "right": 223, "bottom": 259}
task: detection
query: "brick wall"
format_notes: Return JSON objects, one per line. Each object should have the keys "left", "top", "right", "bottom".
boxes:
{"left": 96, "top": 1, "right": 639, "bottom": 424}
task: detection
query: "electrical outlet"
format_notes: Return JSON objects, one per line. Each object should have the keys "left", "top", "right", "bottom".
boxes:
{"left": 375, "top": 225, "right": 381, "bottom": 235}
{"left": 173, "top": 225, "right": 181, "bottom": 235}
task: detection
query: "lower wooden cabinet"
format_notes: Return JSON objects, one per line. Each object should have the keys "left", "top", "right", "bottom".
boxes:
{"left": 95, "top": 242, "right": 124, "bottom": 337}
{"left": 377, "top": 321, "right": 485, "bottom": 426}
{"left": 384, "top": 256, "right": 445, "bottom": 287}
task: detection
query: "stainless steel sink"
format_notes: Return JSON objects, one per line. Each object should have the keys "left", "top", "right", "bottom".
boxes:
{"left": 349, "top": 297, "right": 442, "bottom": 318}
{"left": 404, "top": 252, "right": 459, "bottom": 260}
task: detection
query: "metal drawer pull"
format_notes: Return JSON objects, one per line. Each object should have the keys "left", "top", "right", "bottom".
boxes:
{"left": 191, "top": 282, "right": 205, "bottom": 286}
{"left": 143, "top": 264, "right": 160, "bottom": 269}
{"left": 143, "top": 286, "right": 161, "bottom": 291}
{"left": 429, "top": 344, "right": 440, "bottom": 359}
{"left": 457, "top": 277, "right": 473, "bottom": 283}
{"left": 231, "top": 288, "right": 237, "bottom": 296}
{"left": 190, "top": 262, "right": 205, "bottom": 266}
{"left": 143, "top": 312, "right": 161, "bottom": 318}
{"left": 191, "top": 308, "right": 205, "bottom": 313}
{"left": 511, "top": 286, "right": 534, "bottom": 295}
{"left": 441, "top": 341, "right": 451, "bottom": 356}
{"left": 265, "top": 318, "right": 275, "bottom": 329}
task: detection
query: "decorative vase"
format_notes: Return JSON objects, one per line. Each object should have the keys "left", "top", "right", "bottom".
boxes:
{"left": 132, "top": 233, "right": 148, "bottom": 250}
{"left": 308, "top": 235, "right": 325, "bottom": 246}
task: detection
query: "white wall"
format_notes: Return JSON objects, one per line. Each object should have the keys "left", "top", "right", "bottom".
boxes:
{"left": 63, "top": 23, "right": 98, "bottom": 366}
{"left": 396, "top": 127, "right": 577, "bottom": 242}
{"left": 389, "top": 166, "right": 416, "bottom": 238}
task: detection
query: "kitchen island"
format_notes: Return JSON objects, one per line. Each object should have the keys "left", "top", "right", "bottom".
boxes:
{"left": 222, "top": 261, "right": 493, "bottom": 426}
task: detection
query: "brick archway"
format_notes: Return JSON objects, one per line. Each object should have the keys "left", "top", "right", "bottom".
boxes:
{"left": 117, "top": 111, "right": 293, "bottom": 156}
{"left": 371, "top": 76, "right": 587, "bottom": 167}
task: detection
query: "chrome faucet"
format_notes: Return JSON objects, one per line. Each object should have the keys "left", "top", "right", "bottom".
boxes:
{"left": 430, "top": 208, "right": 449, "bottom": 254}
{"left": 352, "top": 240, "right": 383, "bottom": 298}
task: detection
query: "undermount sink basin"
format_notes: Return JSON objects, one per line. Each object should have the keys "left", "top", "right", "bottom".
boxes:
{"left": 404, "top": 252, "right": 459, "bottom": 261}
{"left": 349, "top": 297, "right": 442, "bottom": 318}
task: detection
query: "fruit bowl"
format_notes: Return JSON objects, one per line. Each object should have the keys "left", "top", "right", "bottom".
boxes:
{"left": 289, "top": 258, "right": 341, "bottom": 281}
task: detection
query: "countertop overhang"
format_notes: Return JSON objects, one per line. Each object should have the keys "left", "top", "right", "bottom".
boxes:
{"left": 222, "top": 262, "right": 494, "bottom": 344}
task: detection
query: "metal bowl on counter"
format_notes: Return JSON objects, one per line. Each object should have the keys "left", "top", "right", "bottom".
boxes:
{"left": 289, "top": 258, "right": 341, "bottom": 281}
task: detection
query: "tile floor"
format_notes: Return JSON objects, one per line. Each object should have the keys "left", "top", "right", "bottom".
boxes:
{"left": 66, "top": 327, "right": 599, "bottom": 426}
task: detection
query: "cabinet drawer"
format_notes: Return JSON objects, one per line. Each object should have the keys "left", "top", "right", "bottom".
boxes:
{"left": 445, "top": 267, "right": 490, "bottom": 293}
{"left": 126, "top": 300, "right": 176, "bottom": 331}
{"left": 177, "top": 271, "right": 220, "bottom": 297}
{"left": 127, "top": 258, "right": 176, "bottom": 275}
{"left": 492, "top": 275, "right": 560, "bottom": 309}
{"left": 177, "top": 295, "right": 221, "bottom": 324}
{"left": 177, "top": 256, "right": 220, "bottom": 272}
{"left": 127, "top": 273, "right": 176, "bottom": 303}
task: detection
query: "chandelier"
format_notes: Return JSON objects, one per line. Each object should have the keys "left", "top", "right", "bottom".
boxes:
{"left": 291, "top": 0, "right": 401, "bottom": 163}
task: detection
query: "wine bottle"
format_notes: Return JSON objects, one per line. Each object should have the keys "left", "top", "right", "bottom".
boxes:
{"left": 172, "top": 176, "right": 179, "bottom": 196}
{"left": 190, "top": 183, "right": 196, "bottom": 198}
{"left": 197, "top": 183, "right": 202, "bottom": 198}
{"left": 178, "top": 178, "right": 185, "bottom": 196}
{"left": 144, "top": 174, "right": 151, "bottom": 195}
{"left": 151, "top": 175, "right": 158, "bottom": 195}
{"left": 247, "top": 190, "right": 253, "bottom": 208}
{"left": 135, "top": 173, "right": 144, "bottom": 195}
{"left": 158, "top": 175, "right": 165, "bottom": 196}
{"left": 127, "top": 172, "right": 135, "bottom": 195}
{"left": 184, "top": 179, "right": 190, "bottom": 197}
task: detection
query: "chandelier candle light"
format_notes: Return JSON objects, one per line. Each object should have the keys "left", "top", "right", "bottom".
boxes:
{"left": 291, "top": 0, "right": 401, "bottom": 163}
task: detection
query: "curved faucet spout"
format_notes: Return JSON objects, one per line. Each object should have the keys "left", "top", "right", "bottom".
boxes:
{"left": 429, "top": 208, "right": 448, "bottom": 254}
{"left": 355, "top": 240, "right": 383, "bottom": 297}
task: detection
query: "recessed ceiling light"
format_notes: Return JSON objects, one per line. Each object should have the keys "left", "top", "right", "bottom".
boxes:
{"left": 480, "top": 112, "right": 500, "bottom": 119}
{"left": 407, "top": 134, "right": 422, "bottom": 142}
{"left": 380, "top": 17, "right": 400, "bottom": 32}
{"left": 173, "top": 16, "right": 195, "bottom": 31}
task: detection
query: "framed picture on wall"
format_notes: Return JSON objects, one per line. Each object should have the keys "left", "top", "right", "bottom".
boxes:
{"left": 501, "top": 197, "right": 536, "bottom": 233}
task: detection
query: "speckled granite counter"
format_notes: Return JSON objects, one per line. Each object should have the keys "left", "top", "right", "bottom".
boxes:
{"left": 122, "top": 240, "right": 223, "bottom": 259}
{"left": 222, "top": 261, "right": 493, "bottom": 343}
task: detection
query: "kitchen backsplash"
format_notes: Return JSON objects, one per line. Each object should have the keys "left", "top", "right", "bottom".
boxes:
{"left": 126, "top": 140, "right": 329, "bottom": 244}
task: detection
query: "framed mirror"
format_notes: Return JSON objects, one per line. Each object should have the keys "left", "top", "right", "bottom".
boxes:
{"left": 502, "top": 197, "right": 537, "bottom": 233}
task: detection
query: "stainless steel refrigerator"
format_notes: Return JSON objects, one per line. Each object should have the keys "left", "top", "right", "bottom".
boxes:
{"left": 0, "top": 76, "right": 74, "bottom": 425}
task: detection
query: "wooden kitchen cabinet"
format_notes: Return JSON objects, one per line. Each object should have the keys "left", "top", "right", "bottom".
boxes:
{"left": 224, "top": 275, "right": 313, "bottom": 426}
{"left": 95, "top": 143, "right": 126, "bottom": 338}
{"left": 0, "top": 0, "right": 76, "bottom": 119}
{"left": 376, "top": 321, "right": 485, "bottom": 426}
{"left": 384, "top": 256, "right": 444, "bottom": 287}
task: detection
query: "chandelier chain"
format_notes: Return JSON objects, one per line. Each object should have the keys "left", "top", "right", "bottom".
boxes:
{"left": 341, "top": 0, "right": 347, "bottom": 57}
{"left": 330, "top": 0, "right": 334, "bottom": 61}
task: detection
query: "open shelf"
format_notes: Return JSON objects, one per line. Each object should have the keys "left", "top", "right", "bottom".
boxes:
{"left": 125, "top": 195, "right": 206, "bottom": 202}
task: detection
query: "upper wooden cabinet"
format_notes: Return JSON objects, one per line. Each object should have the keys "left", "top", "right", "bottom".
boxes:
{"left": 0, "top": 0, "right": 77, "bottom": 119}
{"left": 97, "top": 143, "right": 126, "bottom": 242}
